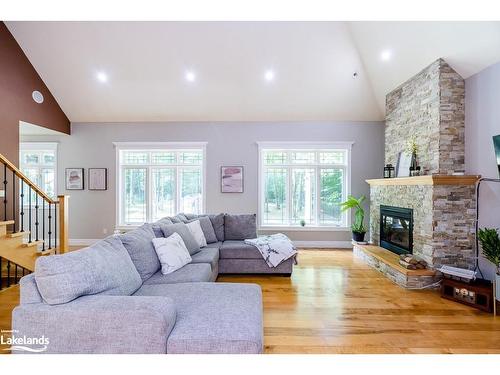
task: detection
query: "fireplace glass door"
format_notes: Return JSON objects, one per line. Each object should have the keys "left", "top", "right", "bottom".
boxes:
{"left": 380, "top": 205, "right": 413, "bottom": 255}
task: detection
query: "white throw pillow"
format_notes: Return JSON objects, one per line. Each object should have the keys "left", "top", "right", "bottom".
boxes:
{"left": 185, "top": 220, "right": 207, "bottom": 248}
{"left": 152, "top": 233, "right": 192, "bottom": 275}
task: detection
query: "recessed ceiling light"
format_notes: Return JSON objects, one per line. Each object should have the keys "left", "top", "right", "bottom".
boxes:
{"left": 380, "top": 50, "right": 392, "bottom": 62}
{"left": 96, "top": 72, "right": 108, "bottom": 83}
{"left": 185, "top": 71, "right": 196, "bottom": 83}
{"left": 264, "top": 70, "right": 275, "bottom": 82}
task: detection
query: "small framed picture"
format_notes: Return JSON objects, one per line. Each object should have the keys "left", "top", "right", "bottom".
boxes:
{"left": 396, "top": 152, "right": 412, "bottom": 177}
{"left": 89, "top": 168, "right": 108, "bottom": 190}
{"left": 65, "top": 168, "right": 84, "bottom": 190}
{"left": 221, "top": 166, "right": 244, "bottom": 193}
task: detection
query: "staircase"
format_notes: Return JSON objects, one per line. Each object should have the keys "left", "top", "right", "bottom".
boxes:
{"left": 0, "top": 153, "right": 69, "bottom": 291}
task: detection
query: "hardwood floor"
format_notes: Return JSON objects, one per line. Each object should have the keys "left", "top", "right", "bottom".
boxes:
{"left": 1, "top": 249, "right": 499, "bottom": 354}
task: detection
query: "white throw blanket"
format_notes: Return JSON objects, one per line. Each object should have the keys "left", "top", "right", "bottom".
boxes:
{"left": 244, "top": 233, "right": 297, "bottom": 268}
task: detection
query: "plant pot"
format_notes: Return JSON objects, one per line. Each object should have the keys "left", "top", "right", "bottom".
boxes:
{"left": 352, "top": 231, "right": 366, "bottom": 242}
{"left": 496, "top": 274, "right": 500, "bottom": 302}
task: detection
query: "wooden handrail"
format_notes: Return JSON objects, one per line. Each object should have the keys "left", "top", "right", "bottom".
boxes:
{"left": 0, "top": 153, "right": 57, "bottom": 204}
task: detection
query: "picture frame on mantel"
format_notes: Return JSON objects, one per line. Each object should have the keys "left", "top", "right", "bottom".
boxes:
{"left": 396, "top": 152, "right": 412, "bottom": 177}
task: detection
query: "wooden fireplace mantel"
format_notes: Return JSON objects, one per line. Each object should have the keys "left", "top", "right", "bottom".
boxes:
{"left": 366, "top": 175, "right": 480, "bottom": 186}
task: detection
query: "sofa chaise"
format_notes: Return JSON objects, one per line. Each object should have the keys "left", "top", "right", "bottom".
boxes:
{"left": 12, "top": 213, "right": 295, "bottom": 354}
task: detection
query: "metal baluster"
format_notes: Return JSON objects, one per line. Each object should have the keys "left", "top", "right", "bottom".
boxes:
{"left": 20, "top": 180, "right": 24, "bottom": 232}
{"left": 6, "top": 261, "right": 11, "bottom": 288}
{"left": 22, "top": 267, "right": 25, "bottom": 277}
{"left": 12, "top": 170, "right": 16, "bottom": 233}
{"left": 35, "top": 194, "right": 39, "bottom": 242}
{"left": 28, "top": 186, "right": 32, "bottom": 243}
{"left": 48, "top": 203, "right": 52, "bottom": 249}
{"left": 0, "top": 257, "right": 2, "bottom": 290}
{"left": 42, "top": 200, "right": 46, "bottom": 251}
{"left": 3, "top": 163, "right": 7, "bottom": 221}
{"left": 54, "top": 202, "right": 57, "bottom": 252}
{"left": 14, "top": 264, "right": 18, "bottom": 284}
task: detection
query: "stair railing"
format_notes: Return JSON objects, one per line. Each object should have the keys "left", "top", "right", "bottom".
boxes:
{"left": 0, "top": 153, "right": 69, "bottom": 289}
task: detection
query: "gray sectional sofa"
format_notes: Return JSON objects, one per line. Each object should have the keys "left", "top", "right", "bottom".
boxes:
{"left": 12, "top": 213, "right": 295, "bottom": 354}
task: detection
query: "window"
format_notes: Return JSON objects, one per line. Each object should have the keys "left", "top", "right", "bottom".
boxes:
{"left": 19, "top": 143, "right": 58, "bottom": 201}
{"left": 259, "top": 143, "right": 351, "bottom": 228}
{"left": 115, "top": 143, "right": 206, "bottom": 226}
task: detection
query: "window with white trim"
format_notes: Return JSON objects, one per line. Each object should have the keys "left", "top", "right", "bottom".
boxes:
{"left": 19, "top": 142, "right": 58, "bottom": 201}
{"left": 259, "top": 143, "right": 351, "bottom": 228}
{"left": 116, "top": 143, "right": 205, "bottom": 226}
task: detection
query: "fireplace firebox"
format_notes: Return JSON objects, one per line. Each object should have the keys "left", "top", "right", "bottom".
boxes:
{"left": 380, "top": 205, "right": 413, "bottom": 255}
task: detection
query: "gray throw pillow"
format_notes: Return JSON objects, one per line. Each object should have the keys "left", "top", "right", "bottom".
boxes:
{"left": 182, "top": 212, "right": 198, "bottom": 220}
{"left": 169, "top": 216, "right": 183, "bottom": 223}
{"left": 224, "top": 214, "right": 257, "bottom": 240}
{"left": 35, "top": 236, "right": 142, "bottom": 305}
{"left": 151, "top": 217, "right": 173, "bottom": 238}
{"left": 160, "top": 223, "right": 200, "bottom": 255}
{"left": 119, "top": 224, "right": 160, "bottom": 281}
{"left": 189, "top": 216, "right": 217, "bottom": 244}
{"left": 207, "top": 213, "right": 225, "bottom": 242}
{"left": 175, "top": 213, "right": 190, "bottom": 223}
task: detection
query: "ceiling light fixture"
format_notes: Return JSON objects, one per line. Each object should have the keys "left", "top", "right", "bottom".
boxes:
{"left": 96, "top": 72, "right": 108, "bottom": 83}
{"left": 185, "top": 71, "right": 196, "bottom": 83}
{"left": 380, "top": 50, "right": 392, "bottom": 62}
{"left": 264, "top": 70, "right": 275, "bottom": 82}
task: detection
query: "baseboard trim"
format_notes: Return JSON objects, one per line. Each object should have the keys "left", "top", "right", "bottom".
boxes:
{"left": 69, "top": 239, "right": 101, "bottom": 246}
{"left": 294, "top": 241, "right": 353, "bottom": 249}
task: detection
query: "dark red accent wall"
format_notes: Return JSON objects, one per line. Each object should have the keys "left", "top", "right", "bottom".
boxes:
{"left": 0, "top": 22, "right": 70, "bottom": 166}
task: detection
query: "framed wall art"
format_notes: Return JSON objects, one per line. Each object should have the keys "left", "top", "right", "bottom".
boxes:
{"left": 89, "top": 168, "right": 108, "bottom": 190}
{"left": 221, "top": 166, "right": 244, "bottom": 193}
{"left": 65, "top": 168, "right": 84, "bottom": 190}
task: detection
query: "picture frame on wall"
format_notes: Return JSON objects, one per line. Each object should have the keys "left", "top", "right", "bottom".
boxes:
{"left": 65, "top": 168, "right": 84, "bottom": 190}
{"left": 396, "top": 152, "right": 412, "bottom": 177}
{"left": 221, "top": 166, "right": 244, "bottom": 193}
{"left": 89, "top": 168, "right": 108, "bottom": 190}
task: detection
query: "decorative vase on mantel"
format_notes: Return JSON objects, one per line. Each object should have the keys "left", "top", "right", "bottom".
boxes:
{"left": 409, "top": 152, "right": 418, "bottom": 176}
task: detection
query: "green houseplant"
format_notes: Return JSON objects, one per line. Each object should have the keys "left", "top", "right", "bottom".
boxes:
{"left": 340, "top": 195, "right": 367, "bottom": 242}
{"left": 478, "top": 228, "right": 500, "bottom": 296}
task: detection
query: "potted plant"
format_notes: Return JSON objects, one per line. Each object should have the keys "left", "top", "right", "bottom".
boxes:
{"left": 340, "top": 195, "right": 367, "bottom": 242}
{"left": 478, "top": 228, "right": 500, "bottom": 298}
{"left": 299, "top": 219, "right": 306, "bottom": 227}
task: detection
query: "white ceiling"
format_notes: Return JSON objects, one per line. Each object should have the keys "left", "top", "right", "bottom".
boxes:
{"left": 6, "top": 21, "right": 500, "bottom": 123}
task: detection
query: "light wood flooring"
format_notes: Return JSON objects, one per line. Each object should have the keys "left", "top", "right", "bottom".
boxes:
{"left": 1, "top": 249, "right": 499, "bottom": 354}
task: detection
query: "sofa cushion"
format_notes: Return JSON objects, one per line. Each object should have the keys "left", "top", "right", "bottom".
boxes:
{"left": 151, "top": 217, "right": 173, "bottom": 238}
{"left": 143, "top": 263, "right": 212, "bottom": 285}
{"left": 189, "top": 216, "right": 217, "bottom": 244}
{"left": 204, "top": 241, "right": 222, "bottom": 249}
{"left": 35, "top": 236, "right": 142, "bottom": 305}
{"left": 190, "top": 247, "right": 219, "bottom": 271}
{"left": 152, "top": 234, "right": 192, "bottom": 275}
{"left": 224, "top": 214, "right": 257, "bottom": 240}
{"left": 133, "top": 282, "right": 263, "bottom": 354}
{"left": 185, "top": 220, "right": 207, "bottom": 248}
{"left": 207, "top": 213, "right": 225, "bottom": 242}
{"left": 220, "top": 240, "right": 262, "bottom": 259}
{"left": 160, "top": 223, "right": 200, "bottom": 256}
{"left": 119, "top": 224, "right": 160, "bottom": 281}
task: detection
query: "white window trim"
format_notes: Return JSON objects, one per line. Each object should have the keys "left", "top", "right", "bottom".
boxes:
{"left": 113, "top": 142, "right": 207, "bottom": 230}
{"left": 257, "top": 141, "right": 353, "bottom": 231}
{"left": 19, "top": 142, "right": 59, "bottom": 205}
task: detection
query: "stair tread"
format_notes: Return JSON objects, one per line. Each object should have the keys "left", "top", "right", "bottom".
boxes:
{"left": 22, "top": 240, "right": 44, "bottom": 248}
{"left": 7, "top": 231, "right": 30, "bottom": 238}
{"left": 0, "top": 220, "right": 15, "bottom": 226}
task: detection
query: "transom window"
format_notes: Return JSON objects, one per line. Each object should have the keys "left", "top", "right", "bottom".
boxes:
{"left": 116, "top": 143, "right": 206, "bottom": 226}
{"left": 259, "top": 143, "right": 351, "bottom": 228}
{"left": 19, "top": 142, "right": 58, "bottom": 202}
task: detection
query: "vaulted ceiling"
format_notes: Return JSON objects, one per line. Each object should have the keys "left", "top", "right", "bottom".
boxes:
{"left": 6, "top": 21, "right": 500, "bottom": 122}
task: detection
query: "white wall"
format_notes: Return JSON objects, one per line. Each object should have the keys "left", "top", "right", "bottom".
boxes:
{"left": 21, "top": 121, "right": 385, "bottom": 243}
{"left": 465, "top": 61, "right": 500, "bottom": 280}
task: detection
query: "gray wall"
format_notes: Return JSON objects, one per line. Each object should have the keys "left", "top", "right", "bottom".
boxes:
{"left": 465, "top": 61, "right": 500, "bottom": 280}
{"left": 22, "top": 121, "right": 384, "bottom": 242}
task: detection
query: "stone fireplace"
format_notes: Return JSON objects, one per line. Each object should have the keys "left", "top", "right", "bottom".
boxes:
{"left": 353, "top": 58, "right": 480, "bottom": 288}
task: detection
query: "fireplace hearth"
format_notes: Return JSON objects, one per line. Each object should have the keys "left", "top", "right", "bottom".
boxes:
{"left": 380, "top": 205, "right": 413, "bottom": 255}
